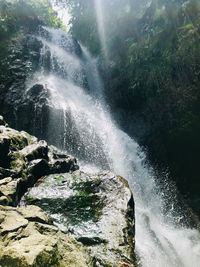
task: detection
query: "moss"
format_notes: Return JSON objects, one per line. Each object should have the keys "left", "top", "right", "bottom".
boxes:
{"left": 73, "top": 178, "right": 101, "bottom": 195}
{"left": 9, "top": 152, "right": 27, "bottom": 179}
{"left": 34, "top": 246, "right": 60, "bottom": 267}
{"left": 54, "top": 175, "right": 65, "bottom": 185}
{"left": 9, "top": 136, "right": 27, "bottom": 151}
{"left": 27, "top": 194, "right": 104, "bottom": 226}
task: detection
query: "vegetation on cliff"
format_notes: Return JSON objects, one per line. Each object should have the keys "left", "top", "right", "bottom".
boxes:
{"left": 0, "top": 0, "right": 62, "bottom": 42}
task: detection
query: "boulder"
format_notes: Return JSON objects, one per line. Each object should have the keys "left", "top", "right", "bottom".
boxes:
{"left": 0, "top": 167, "right": 16, "bottom": 180}
{"left": 0, "top": 205, "right": 92, "bottom": 267}
{"left": 0, "top": 177, "right": 21, "bottom": 205}
{"left": 27, "top": 159, "right": 50, "bottom": 180}
{"left": 0, "top": 121, "right": 80, "bottom": 206}
{"left": 0, "top": 126, "right": 28, "bottom": 151}
{"left": 48, "top": 147, "right": 79, "bottom": 173}
{"left": 20, "top": 140, "right": 49, "bottom": 161}
{"left": 25, "top": 171, "right": 136, "bottom": 266}
{"left": 50, "top": 157, "right": 79, "bottom": 173}
{"left": 0, "top": 134, "right": 11, "bottom": 167}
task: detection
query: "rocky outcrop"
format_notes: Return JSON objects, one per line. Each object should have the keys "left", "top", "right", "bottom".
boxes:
{"left": 0, "top": 116, "right": 136, "bottom": 267}
{"left": 0, "top": 122, "right": 78, "bottom": 206}
{"left": 0, "top": 205, "right": 92, "bottom": 267}
{"left": 25, "top": 171, "right": 135, "bottom": 266}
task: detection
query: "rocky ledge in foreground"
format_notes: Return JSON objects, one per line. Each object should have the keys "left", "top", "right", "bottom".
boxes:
{"left": 0, "top": 116, "right": 136, "bottom": 267}
{"left": 0, "top": 205, "right": 92, "bottom": 267}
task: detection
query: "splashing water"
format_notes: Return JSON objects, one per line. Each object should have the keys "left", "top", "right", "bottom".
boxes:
{"left": 28, "top": 27, "right": 200, "bottom": 267}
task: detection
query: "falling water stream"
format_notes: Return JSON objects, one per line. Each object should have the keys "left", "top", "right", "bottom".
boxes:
{"left": 27, "top": 27, "right": 200, "bottom": 267}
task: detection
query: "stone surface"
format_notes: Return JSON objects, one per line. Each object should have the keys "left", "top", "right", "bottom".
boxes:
{"left": 0, "top": 116, "right": 7, "bottom": 126}
{"left": 0, "top": 205, "right": 92, "bottom": 267}
{"left": 0, "top": 117, "right": 136, "bottom": 266}
{"left": 0, "top": 122, "right": 79, "bottom": 206}
{"left": 20, "top": 140, "right": 49, "bottom": 161}
{"left": 25, "top": 171, "right": 135, "bottom": 266}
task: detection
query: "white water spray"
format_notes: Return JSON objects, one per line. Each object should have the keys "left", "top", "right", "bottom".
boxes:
{"left": 29, "top": 27, "right": 200, "bottom": 267}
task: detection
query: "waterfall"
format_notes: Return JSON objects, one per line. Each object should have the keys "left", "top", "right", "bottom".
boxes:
{"left": 27, "top": 27, "right": 200, "bottom": 267}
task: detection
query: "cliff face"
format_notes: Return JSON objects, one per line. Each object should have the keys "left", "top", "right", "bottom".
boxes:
{"left": 0, "top": 116, "right": 136, "bottom": 267}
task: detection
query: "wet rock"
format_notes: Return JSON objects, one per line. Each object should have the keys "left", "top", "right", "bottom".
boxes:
{"left": 0, "top": 135, "right": 10, "bottom": 167}
{"left": 0, "top": 177, "right": 21, "bottom": 206}
{"left": 2, "top": 127, "right": 29, "bottom": 151}
{"left": 0, "top": 196, "right": 9, "bottom": 205}
{"left": 0, "top": 167, "right": 16, "bottom": 180}
{"left": 0, "top": 205, "right": 92, "bottom": 267}
{"left": 10, "top": 151, "right": 27, "bottom": 177}
{"left": 28, "top": 84, "right": 45, "bottom": 97}
{"left": 48, "top": 146, "right": 79, "bottom": 173}
{"left": 50, "top": 157, "right": 79, "bottom": 173}
{"left": 18, "top": 205, "right": 50, "bottom": 224}
{"left": 20, "top": 140, "right": 49, "bottom": 161}
{"left": 28, "top": 159, "right": 50, "bottom": 180}
{"left": 0, "top": 116, "right": 7, "bottom": 126}
{"left": 0, "top": 118, "right": 136, "bottom": 266}
{"left": 0, "top": 120, "right": 81, "bottom": 206}
{"left": 25, "top": 171, "right": 135, "bottom": 266}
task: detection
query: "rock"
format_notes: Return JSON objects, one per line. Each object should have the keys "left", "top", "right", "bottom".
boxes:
{"left": 18, "top": 205, "right": 50, "bottom": 224}
{"left": 25, "top": 171, "right": 136, "bottom": 266}
{"left": 0, "top": 118, "right": 136, "bottom": 265}
{"left": 10, "top": 152, "right": 27, "bottom": 177}
{"left": 0, "top": 167, "right": 16, "bottom": 180}
{"left": 0, "top": 206, "right": 28, "bottom": 233}
{"left": 0, "top": 122, "right": 77, "bottom": 206}
{"left": 28, "top": 84, "right": 45, "bottom": 97}
{"left": 0, "top": 116, "right": 7, "bottom": 126}
{"left": 0, "top": 134, "right": 10, "bottom": 167}
{"left": 0, "top": 205, "right": 92, "bottom": 267}
{"left": 28, "top": 159, "right": 50, "bottom": 179}
{"left": 0, "top": 126, "right": 28, "bottom": 151}
{"left": 0, "top": 196, "right": 9, "bottom": 205}
{"left": 0, "top": 178, "right": 21, "bottom": 206}
{"left": 48, "top": 147, "right": 79, "bottom": 173}
{"left": 50, "top": 157, "right": 79, "bottom": 173}
{"left": 0, "top": 177, "right": 13, "bottom": 186}
{"left": 20, "top": 140, "right": 49, "bottom": 161}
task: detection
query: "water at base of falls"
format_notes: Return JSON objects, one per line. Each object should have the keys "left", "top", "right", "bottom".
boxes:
{"left": 26, "top": 26, "right": 200, "bottom": 267}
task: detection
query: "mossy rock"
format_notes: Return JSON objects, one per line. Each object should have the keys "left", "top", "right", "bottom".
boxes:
{"left": 25, "top": 171, "right": 136, "bottom": 266}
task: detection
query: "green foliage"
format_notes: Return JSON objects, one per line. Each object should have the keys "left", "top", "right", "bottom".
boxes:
{"left": 117, "top": 0, "right": 200, "bottom": 198}
{"left": 0, "top": 0, "right": 63, "bottom": 41}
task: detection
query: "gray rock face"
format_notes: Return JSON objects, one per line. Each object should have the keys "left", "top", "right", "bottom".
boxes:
{"left": 0, "top": 116, "right": 7, "bottom": 126}
{"left": 25, "top": 171, "right": 135, "bottom": 266}
{"left": 20, "top": 140, "right": 49, "bottom": 161}
{"left": 0, "top": 119, "right": 78, "bottom": 206}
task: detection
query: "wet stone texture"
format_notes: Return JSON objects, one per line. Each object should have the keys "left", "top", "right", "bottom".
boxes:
{"left": 25, "top": 171, "right": 135, "bottom": 266}
{"left": 0, "top": 122, "right": 78, "bottom": 206}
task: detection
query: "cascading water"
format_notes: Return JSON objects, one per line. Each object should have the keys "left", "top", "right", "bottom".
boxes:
{"left": 27, "top": 26, "right": 200, "bottom": 267}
